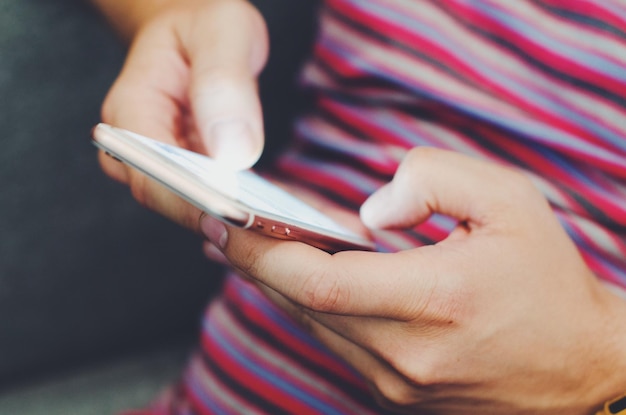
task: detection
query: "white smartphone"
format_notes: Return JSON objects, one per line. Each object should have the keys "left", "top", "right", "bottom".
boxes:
{"left": 92, "top": 123, "right": 375, "bottom": 253}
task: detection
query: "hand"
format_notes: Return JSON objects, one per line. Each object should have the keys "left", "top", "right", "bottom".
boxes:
{"left": 97, "top": 0, "right": 268, "bottom": 229}
{"left": 202, "top": 147, "right": 626, "bottom": 414}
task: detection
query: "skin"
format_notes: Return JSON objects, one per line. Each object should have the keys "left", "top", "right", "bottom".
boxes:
{"left": 92, "top": 0, "right": 626, "bottom": 413}
{"left": 93, "top": 0, "right": 267, "bottom": 228}
{"left": 204, "top": 148, "right": 626, "bottom": 414}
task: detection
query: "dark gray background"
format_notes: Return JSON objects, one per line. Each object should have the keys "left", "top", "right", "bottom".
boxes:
{"left": 0, "top": 0, "right": 318, "bottom": 390}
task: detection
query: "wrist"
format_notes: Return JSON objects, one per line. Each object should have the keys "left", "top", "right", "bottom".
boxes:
{"left": 586, "top": 283, "right": 626, "bottom": 413}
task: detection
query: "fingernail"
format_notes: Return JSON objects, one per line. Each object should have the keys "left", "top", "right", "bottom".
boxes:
{"left": 360, "top": 184, "right": 392, "bottom": 228}
{"left": 202, "top": 241, "right": 228, "bottom": 265}
{"left": 208, "top": 121, "right": 259, "bottom": 169}
{"left": 201, "top": 215, "right": 228, "bottom": 249}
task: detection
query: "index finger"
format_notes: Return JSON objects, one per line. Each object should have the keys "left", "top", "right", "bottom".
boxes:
{"left": 184, "top": 0, "right": 268, "bottom": 168}
{"left": 203, "top": 216, "right": 445, "bottom": 319}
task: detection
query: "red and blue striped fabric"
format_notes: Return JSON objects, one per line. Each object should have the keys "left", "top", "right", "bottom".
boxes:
{"left": 279, "top": 0, "right": 626, "bottom": 285}
{"left": 146, "top": 1, "right": 626, "bottom": 413}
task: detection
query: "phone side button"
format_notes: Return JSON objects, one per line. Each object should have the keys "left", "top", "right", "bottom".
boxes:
{"left": 271, "top": 225, "right": 295, "bottom": 239}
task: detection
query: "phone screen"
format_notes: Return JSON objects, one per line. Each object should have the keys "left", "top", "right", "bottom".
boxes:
{"left": 126, "top": 130, "right": 359, "bottom": 238}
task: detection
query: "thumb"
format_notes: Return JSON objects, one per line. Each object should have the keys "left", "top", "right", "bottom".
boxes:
{"left": 360, "top": 147, "right": 536, "bottom": 230}
{"left": 183, "top": 0, "right": 268, "bottom": 169}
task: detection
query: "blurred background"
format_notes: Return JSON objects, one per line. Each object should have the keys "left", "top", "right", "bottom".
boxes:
{"left": 0, "top": 0, "right": 318, "bottom": 413}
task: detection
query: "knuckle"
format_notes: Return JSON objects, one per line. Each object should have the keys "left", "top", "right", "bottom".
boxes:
{"left": 195, "top": 66, "right": 246, "bottom": 88}
{"left": 407, "top": 145, "right": 439, "bottom": 161}
{"left": 300, "top": 269, "right": 346, "bottom": 313}
{"left": 404, "top": 146, "right": 441, "bottom": 168}
{"left": 429, "top": 266, "right": 467, "bottom": 320}
{"left": 406, "top": 357, "right": 446, "bottom": 388}
{"left": 400, "top": 147, "right": 423, "bottom": 174}
{"left": 377, "top": 388, "right": 415, "bottom": 408}
{"left": 232, "top": 242, "right": 264, "bottom": 277}
{"left": 371, "top": 372, "right": 420, "bottom": 408}
{"left": 396, "top": 147, "right": 440, "bottom": 184}
{"left": 394, "top": 354, "right": 451, "bottom": 397}
{"left": 192, "top": 68, "right": 251, "bottom": 104}
{"left": 378, "top": 340, "right": 449, "bottom": 390}
{"left": 177, "top": 204, "right": 202, "bottom": 232}
{"left": 190, "top": 69, "right": 255, "bottom": 123}
{"left": 402, "top": 248, "right": 466, "bottom": 324}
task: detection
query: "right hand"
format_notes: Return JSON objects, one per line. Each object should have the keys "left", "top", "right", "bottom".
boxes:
{"left": 98, "top": 0, "right": 268, "bottom": 230}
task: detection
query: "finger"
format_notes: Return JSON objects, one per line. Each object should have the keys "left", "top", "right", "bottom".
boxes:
{"left": 101, "top": 18, "right": 189, "bottom": 144}
{"left": 255, "top": 284, "right": 427, "bottom": 413}
{"left": 360, "top": 147, "right": 542, "bottom": 230}
{"left": 202, "top": 240, "right": 230, "bottom": 265}
{"left": 98, "top": 149, "right": 130, "bottom": 184}
{"left": 183, "top": 0, "right": 268, "bottom": 168}
{"left": 202, "top": 145, "right": 544, "bottom": 319}
{"left": 99, "top": 16, "right": 190, "bottom": 185}
{"left": 99, "top": 9, "right": 223, "bottom": 231}
{"left": 131, "top": 172, "right": 205, "bottom": 232}
{"left": 99, "top": 51, "right": 200, "bottom": 231}
{"left": 202, "top": 216, "right": 447, "bottom": 319}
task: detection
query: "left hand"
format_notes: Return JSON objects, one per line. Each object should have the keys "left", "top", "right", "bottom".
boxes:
{"left": 202, "top": 147, "right": 626, "bottom": 414}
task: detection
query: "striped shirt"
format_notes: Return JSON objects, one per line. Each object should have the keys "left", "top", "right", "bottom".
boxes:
{"left": 143, "top": 1, "right": 626, "bottom": 413}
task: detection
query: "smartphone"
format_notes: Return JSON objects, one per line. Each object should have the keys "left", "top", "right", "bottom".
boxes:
{"left": 92, "top": 123, "right": 375, "bottom": 253}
